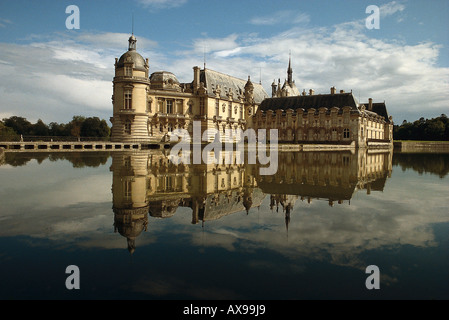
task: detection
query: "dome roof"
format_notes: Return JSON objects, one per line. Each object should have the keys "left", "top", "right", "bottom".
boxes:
{"left": 150, "top": 71, "right": 180, "bottom": 84}
{"left": 117, "top": 50, "right": 147, "bottom": 72}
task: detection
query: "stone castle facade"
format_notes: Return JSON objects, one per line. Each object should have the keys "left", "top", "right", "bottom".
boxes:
{"left": 111, "top": 35, "right": 267, "bottom": 144}
{"left": 110, "top": 35, "right": 393, "bottom": 148}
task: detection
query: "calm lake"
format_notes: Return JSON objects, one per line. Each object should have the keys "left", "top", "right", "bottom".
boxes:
{"left": 0, "top": 149, "right": 448, "bottom": 300}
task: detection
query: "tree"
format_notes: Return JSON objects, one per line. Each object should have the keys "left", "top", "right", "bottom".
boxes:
{"left": 31, "top": 119, "right": 49, "bottom": 136}
{"left": 80, "top": 117, "right": 110, "bottom": 137}
{"left": 0, "top": 121, "right": 18, "bottom": 137}
{"left": 2, "top": 116, "right": 33, "bottom": 135}
{"left": 393, "top": 115, "right": 449, "bottom": 141}
{"left": 49, "top": 122, "right": 68, "bottom": 136}
{"left": 67, "top": 116, "right": 86, "bottom": 138}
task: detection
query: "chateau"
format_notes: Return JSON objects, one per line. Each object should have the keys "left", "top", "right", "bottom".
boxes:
{"left": 111, "top": 35, "right": 267, "bottom": 144}
{"left": 110, "top": 35, "right": 393, "bottom": 148}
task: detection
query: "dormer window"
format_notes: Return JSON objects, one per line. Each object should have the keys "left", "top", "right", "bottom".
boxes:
{"left": 125, "top": 65, "right": 132, "bottom": 77}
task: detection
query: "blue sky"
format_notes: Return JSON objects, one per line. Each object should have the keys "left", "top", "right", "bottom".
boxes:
{"left": 0, "top": 0, "right": 448, "bottom": 124}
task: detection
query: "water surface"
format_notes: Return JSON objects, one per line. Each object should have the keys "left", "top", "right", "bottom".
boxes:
{"left": 0, "top": 150, "right": 448, "bottom": 300}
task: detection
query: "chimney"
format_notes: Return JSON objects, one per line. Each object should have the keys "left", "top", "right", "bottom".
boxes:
{"left": 330, "top": 87, "right": 336, "bottom": 95}
{"left": 368, "top": 98, "right": 373, "bottom": 111}
{"left": 309, "top": 89, "right": 314, "bottom": 95}
{"left": 340, "top": 90, "right": 345, "bottom": 94}
{"left": 193, "top": 66, "right": 201, "bottom": 92}
{"left": 302, "top": 89, "right": 306, "bottom": 96}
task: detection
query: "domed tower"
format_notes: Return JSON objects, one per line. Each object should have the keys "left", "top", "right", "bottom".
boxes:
{"left": 111, "top": 152, "right": 151, "bottom": 253}
{"left": 111, "top": 35, "right": 151, "bottom": 142}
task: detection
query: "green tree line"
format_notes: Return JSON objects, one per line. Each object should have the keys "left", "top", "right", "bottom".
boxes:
{"left": 393, "top": 114, "right": 449, "bottom": 141}
{"left": 0, "top": 116, "right": 110, "bottom": 139}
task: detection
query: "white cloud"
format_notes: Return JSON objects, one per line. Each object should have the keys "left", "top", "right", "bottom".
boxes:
{"left": 137, "top": 0, "right": 188, "bottom": 9}
{"left": 0, "top": 0, "right": 447, "bottom": 124}
{"left": 0, "top": 32, "right": 158, "bottom": 123}
{"left": 193, "top": 34, "right": 240, "bottom": 54}
{"left": 175, "top": 17, "right": 449, "bottom": 122}
{"left": 77, "top": 32, "right": 158, "bottom": 50}
{"left": 0, "top": 18, "right": 12, "bottom": 28}
{"left": 250, "top": 10, "right": 310, "bottom": 26}
{"left": 380, "top": 1, "right": 406, "bottom": 17}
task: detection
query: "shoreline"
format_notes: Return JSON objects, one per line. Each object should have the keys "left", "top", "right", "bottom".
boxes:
{"left": 394, "top": 141, "right": 449, "bottom": 153}
{"left": 3, "top": 140, "right": 448, "bottom": 153}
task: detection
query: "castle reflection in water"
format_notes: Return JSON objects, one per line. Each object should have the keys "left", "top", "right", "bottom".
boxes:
{"left": 111, "top": 149, "right": 392, "bottom": 253}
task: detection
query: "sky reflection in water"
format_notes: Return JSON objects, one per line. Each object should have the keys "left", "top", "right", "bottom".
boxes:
{"left": 0, "top": 150, "right": 448, "bottom": 300}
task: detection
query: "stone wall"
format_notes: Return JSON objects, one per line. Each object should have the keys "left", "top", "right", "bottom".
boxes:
{"left": 394, "top": 141, "right": 449, "bottom": 153}
{"left": 0, "top": 147, "right": 5, "bottom": 165}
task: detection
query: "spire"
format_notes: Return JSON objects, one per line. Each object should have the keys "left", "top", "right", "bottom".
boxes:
{"left": 287, "top": 51, "right": 293, "bottom": 86}
{"left": 128, "top": 13, "right": 137, "bottom": 51}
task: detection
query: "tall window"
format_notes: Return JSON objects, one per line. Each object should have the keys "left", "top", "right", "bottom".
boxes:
{"left": 124, "top": 120, "right": 131, "bottom": 134}
{"left": 165, "top": 176, "right": 173, "bottom": 192}
{"left": 343, "top": 128, "right": 350, "bottom": 139}
{"left": 125, "top": 65, "right": 132, "bottom": 77}
{"left": 124, "top": 180, "right": 132, "bottom": 200}
{"left": 332, "top": 129, "right": 337, "bottom": 140}
{"left": 167, "top": 100, "right": 173, "bottom": 114}
{"left": 124, "top": 90, "right": 132, "bottom": 109}
{"left": 228, "top": 102, "right": 232, "bottom": 118}
{"left": 215, "top": 99, "right": 219, "bottom": 116}
{"left": 199, "top": 98, "right": 205, "bottom": 115}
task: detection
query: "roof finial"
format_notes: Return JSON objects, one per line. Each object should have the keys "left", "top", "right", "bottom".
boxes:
{"left": 128, "top": 13, "right": 137, "bottom": 51}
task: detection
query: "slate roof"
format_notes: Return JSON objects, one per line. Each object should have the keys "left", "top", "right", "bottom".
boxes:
{"left": 257, "top": 179, "right": 357, "bottom": 201}
{"left": 200, "top": 69, "right": 269, "bottom": 104}
{"left": 366, "top": 102, "right": 391, "bottom": 123}
{"left": 203, "top": 188, "right": 266, "bottom": 220}
{"left": 259, "top": 92, "right": 360, "bottom": 113}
